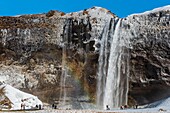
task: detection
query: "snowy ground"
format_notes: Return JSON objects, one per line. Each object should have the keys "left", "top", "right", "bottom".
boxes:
{"left": 1, "top": 84, "right": 170, "bottom": 112}
{"left": 1, "top": 108, "right": 170, "bottom": 113}
{"left": 0, "top": 84, "right": 42, "bottom": 110}
{"left": 1, "top": 100, "right": 170, "bottom": 113}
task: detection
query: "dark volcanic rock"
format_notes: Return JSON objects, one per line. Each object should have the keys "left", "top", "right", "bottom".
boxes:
{"left": 0, "top": 6, "right": 169, "bottom": 105}
{"left": 123, "top": 10, "right": 170, "bottom": 105}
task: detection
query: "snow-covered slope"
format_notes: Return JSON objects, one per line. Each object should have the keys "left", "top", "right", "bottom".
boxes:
{"left": 146, "top": 97, "right": 170, "bottom": 110}
{"left": 130, "top": 5, "right": 170, "bottom": 16}
{"left": 0, "top": 84, "right": 42, "bottom": 110}
{"left": 156, "top": 97, "right": 170, "bottom": 109}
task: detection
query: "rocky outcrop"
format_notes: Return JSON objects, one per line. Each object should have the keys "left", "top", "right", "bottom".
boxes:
{"left": 0, "top": 6, "right": 169, "bottom": 105}
{"left": 122, "top": 8, "right": 170, "bottom": 104}
{"left": 0, "top": 7, "right": 116, "bottom": 103}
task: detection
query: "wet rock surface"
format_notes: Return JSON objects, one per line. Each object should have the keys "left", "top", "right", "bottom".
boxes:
{"left": 0, "top": 6, "right": 169, "bottom": 105}
{"left": 124, "top": 10, "right": 170, "bottom": 105}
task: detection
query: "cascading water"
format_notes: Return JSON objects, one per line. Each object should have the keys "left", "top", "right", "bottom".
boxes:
{"left": 97, "top": 18, "right": 115, "bottom": 107}
{"left": 103, "top": 19, "right": 122, "bottom": 108}
{"left": 60, "top": 17, "right": 130, "bottom": 109}
{"left": 59, "top": 21, "right": 69, "bottom": 107}
{"left": 97, "top": 18, "right": 129, "bottom": 109}
{"left": 58, "top": 19, "right": 95, "bottom": 109}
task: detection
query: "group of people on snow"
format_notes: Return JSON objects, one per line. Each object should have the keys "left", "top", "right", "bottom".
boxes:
{"left": 20, "top": 99, "right": 42, "bottom": 110}
{"left": 106, "top": 104, "right": 138, "bottom": 110}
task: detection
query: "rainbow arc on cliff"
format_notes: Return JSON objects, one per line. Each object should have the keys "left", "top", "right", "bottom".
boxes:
{"left": 58, "top": 17, "right": 130, "bottom": 109}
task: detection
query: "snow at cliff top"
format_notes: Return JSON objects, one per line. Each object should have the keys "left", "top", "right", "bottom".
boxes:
{"left": 64, "top": 6, "right": 116, "bottom": 19}
{"left": 130, "top": 5, "right": 170, "bottom": 16}
{"left": 0, "top": 84, "right": 42, "bottom": 110}
{"left": 64, "top": 5, "right": 170, "bottom": 18}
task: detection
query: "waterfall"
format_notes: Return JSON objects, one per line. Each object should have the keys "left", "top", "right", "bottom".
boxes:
{"left": 97, "top": 19, "right": 114, "bottom": 107}
{"left": 60, "top": 17, "right": 130, "bottom": 109}
{"left": 103, "top": 18, "right": 129, "bottom": 108}
{"left": 59, "top": 21, "right": 70, "bottom": 107}
{"left": 97, "top": 18, "right": 129, "bottom": 109}
{"left": 103, "top": 19, "right": 122, "bottom": 108}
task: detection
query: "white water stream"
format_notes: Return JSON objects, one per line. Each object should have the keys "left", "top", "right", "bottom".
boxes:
{"left": 59, "top": 22, "right": 69, "bottom": 107}
{"left": 97, "top": 19, "right": 129, "bottom": 109}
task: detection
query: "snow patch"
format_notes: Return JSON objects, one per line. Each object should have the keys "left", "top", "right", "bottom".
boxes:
{"left": 0, "top": 84, "right": 42, "bottom": 110}
{"left": 147, "top": 97, "right": 170, "bottom": 109}
{"left": 130, "top": 5, "right": 170, "bottom": 16}
{"left": 64, "top": 6, "right": 116, "bottom": 19}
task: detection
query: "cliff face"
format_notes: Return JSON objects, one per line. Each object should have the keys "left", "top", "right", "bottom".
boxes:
{"left": 0, "top": 6, "right": 169, "bottom": 105}
{"left": 123, "top": 8, "right": 170, "bottom": 104}
{"left": 0, "top": 12, "right": 66, "bottom": 102}
{"left": 0, "top": 7, "right": 117, "bottom": 104}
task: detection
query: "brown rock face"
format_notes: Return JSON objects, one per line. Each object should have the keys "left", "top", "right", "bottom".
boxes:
{"left": 0, "top": 9, "right": 104, "bottom": 104}
{"left": 0, "top": 7, "right": 169, "bottom": 106}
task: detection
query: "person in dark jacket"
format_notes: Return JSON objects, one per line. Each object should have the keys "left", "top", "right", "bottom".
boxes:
{"left": 52, "top": 104, "right": 55, "bottom": 109}
{"left": 39, "top": 104, "right": 42, "bottom": 110}
{"left": 106, "top": 105, "right": 110, "bottom": 110}
{"left": 135, "top": 104, "right": 138, "bottom": 109}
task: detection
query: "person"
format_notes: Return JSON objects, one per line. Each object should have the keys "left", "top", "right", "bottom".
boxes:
{"left": 54, "top": 105, "right": 57, "bottom": 109}
{"left": 124, "top": 105, "right": 128, "bottom": 109}
{"left": 21, "top": 99, "right": 25, "bottom": 110}
{"left": 21, "top": 103, "right": 23, "bottom": 110}
{"left": 120, "top": 105, "right": 124, "bottom": 110}
{"left": 36, "top": 105, "right": 38, "bottom": 109}
{"left": 106, "top": 105, "right": 110, "bottom": 110}
{"left": 39, "top": 104, "right": 42, "bottom": 110}
{"left": 52, "top": 104, "right": 55, "bottom": 109}
{"left": 135, "top": 104, "right": 138, "bottom": 109}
